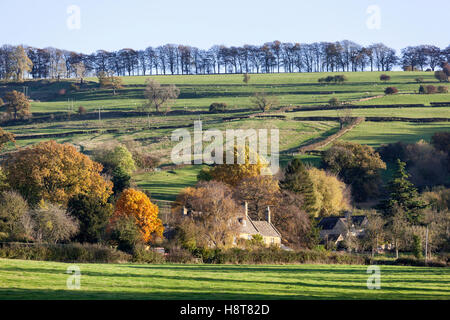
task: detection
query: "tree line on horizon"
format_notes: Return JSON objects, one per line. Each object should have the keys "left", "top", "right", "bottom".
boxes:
{"left": 0, "top": 41, "right": 449, "bottom": 81}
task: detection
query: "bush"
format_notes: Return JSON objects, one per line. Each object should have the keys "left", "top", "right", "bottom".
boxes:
{"left": 132, "top": 244, "right": 165, "bottom": 263}
{"left": 419, "top": 85, "right": 425, "bottom": 94}
{"left": 108, "top": 215, "right": 143, "bottom": 253}
{"left": 380, "top": 74, "right": 390, "bottom": 82}
{"left": 328, "top": 97, "right": 340, "bottom": 107}
{"left": 77, "top": 106, "right": 87, "bottom": 115}
{"left": 0, "top": 242, "right": 130, "bottom": 263}
{"left": 415, "top": 77, "right": 424, "bottom": 83}
{"left": 434, "top": 70, "right": 448, "bottom": 82}
{"left": 384, "top": 87, "right": 398, "bottom": 95}
{"left": 437, "top": 86, "right": 448, "bottom": 93}
{"left": 209, "top": 102, "right": 227, "bottom": 113}
{"left": 412, "top": 235, "right": 423, "bottom": 259}
{"left": 425, "top": 85, "right": 437, "bottom": 94}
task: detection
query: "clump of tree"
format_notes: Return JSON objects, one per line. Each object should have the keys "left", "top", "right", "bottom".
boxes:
{"left": 98, "top": 71, "right": 123, "bottom": 95}
{"left": 379, "top": 140, "right": 450, "bottom": 188}
{"left": 384, "top": 87, "right": 398, "bottom": 94}
{"left": 209, "top": 102, "right": 227, "bottom": 113}
{"left": 425, "top": 85, "right": 437, "bottom": 94}
{"left": 328, "top": 97, "right": 340, "bottom": 107}
{"left": 437, "top": 86, "right": 448, "bottom": 93}
{"left": 3, "top": 90, "right": 31, "bottom": 120}
{"left": 4, "top": 140, "right": 113, "bottom": 206}
{"left": 380, "top": 74, "right": 390, "bottom": 82}
{"left": 322, "top": 141, "right": 386, "bottom": 202}
{"left": 144, "top": 79, "right": 179, "bottom": 114}
{"left": 434, "top": 70, "right": 449, "bottom": 82}
{"left": 252, "top": 91, "right": 279, "bottom": 112}
{"left": 318, "top": 75, "right": 347, "bottom": 84}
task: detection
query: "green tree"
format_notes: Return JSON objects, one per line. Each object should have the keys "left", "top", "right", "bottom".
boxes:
{"left": 322, "top": 141, "right": 386, "bottom": 202}
{"left": 67, "top": 194, "right": 113, "bottom": 243}
{"left": 112, "top": 166, "right": 131, "bottom": 195}
{"left": 381, "top": 159, "right": 427, "bottom": 224}
{"left": 281, "top": 159, "right": 317, "bottom": 214}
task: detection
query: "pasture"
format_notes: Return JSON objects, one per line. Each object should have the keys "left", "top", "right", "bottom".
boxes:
{"left": 1, "top": 71, "right": 450, "bottom": 201}
{"left": 0, "top": 258, "right": 449, "bottom": 300}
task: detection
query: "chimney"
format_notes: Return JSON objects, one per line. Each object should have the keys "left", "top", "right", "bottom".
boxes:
{"left": 266, "top": 206, "right": 271, "bottom": 224}
{"left": 182, "top": 206, "right": 188, "bottom": 216}
{"left": 244, "top": 201, "right": 248, "bottom": 218}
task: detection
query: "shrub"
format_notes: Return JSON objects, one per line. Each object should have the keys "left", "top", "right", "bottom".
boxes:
{"left": 437, "top": 86, "right": 448, "bottom": 93}
{"left": 328, "top": 97, "right": 340, "bottom": 107}
{"left": 425, "top": 85, "right": 437, "bottom": 94}
{"left": 384, "top": 87, "right": 398, "bottom": 95}
{"left": 412, "top": 234, "right": 423, "bottom": 259}
{"left": 415, "top": 77, "right": 424, "bottom": 83}
{"left": 132, "top": 244, "right": 166, "bottom": 263}
{"left": 418, "top": 85, "right": 425, "bottom": 94}
{"left": 30, "top": 203, "right": 79, "bottom": 243}
{"left": 77, "top": 106, "right": 87, "bottom": 115}
{"left": 209, "top": 102, "right": 227, "bottom": 113}
{"left": 0, "top": 242, "right": 130, "bottom": 263}
{"left": 380, "top": 74, "right": 390, "bottom": 82}
{"left": 108, "top": 215, "right": 143, "bottom": 253}
{"left": 434, "top": 70, "right": 448, "bottom": 82}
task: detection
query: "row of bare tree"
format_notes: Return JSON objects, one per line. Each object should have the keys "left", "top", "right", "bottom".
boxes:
{"left": 1, "top": 41, "right": 449, "bottom": 80}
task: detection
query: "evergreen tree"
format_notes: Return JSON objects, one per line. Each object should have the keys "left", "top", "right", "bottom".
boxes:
{"left": 381, "top": 159, "right": 426, "bottom": 224}
{"left": 281, "top": 159, "right": 317, "bottom": 214}
{"left": 112, "top": 166, "right": 131, "bottom": 195}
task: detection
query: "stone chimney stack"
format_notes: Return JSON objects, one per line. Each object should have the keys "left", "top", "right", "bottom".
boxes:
{"left": 244, "top": 201, "right": 248, "bottom": 218}
{"left": 266, "top": 206, "right": 271, "bottom": 224}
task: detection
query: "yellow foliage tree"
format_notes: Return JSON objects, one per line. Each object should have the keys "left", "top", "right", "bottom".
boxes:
{"left": 112, "top": 188, "right": 163, "bottom": 242}
{"left": 204, "top": 145, "right": 267, "bottom": 186}
{"left": 307, "top": 167, "right": 350, "bottom": 217}
{"left": 4, "top": 140, "right": 112, "bottom": 205}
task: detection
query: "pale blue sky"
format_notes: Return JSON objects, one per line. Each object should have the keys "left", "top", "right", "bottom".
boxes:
{"left": 1, "top": 0, "right": 448, "bottom": 54}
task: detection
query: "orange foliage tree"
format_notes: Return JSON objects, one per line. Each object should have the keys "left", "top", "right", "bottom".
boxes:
{"left": 112, "top": 188, "right": 163, "bottom": 242}
{"left": 4, "top": 140, "right": 112, "bottom": 205}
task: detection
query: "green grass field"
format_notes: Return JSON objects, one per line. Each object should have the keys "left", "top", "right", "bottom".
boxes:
{"left": 2, "top": 71, "right": 450, "bottom": 202}
{"left": 0, "top": 259, "right": 449, "bottom": 300}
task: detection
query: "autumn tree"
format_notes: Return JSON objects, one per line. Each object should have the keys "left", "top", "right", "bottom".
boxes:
{"left": 0, "top": 127, "right": 15, "bottom": 151}
{"left": 111, "top": 188, "right": 163, "bottom": 243}
{"left": 307, "top": 167, "right": 350, "bottom": 217}
{"left": 280, "top": 158, "right": 317, "bottom": 214}
{"left": 98, "top": 71, "right": 123, "bottom": 95}
{"left": 233, "top": 175, "right": 280, "bottom": 220}
{"left": 28, "top": 201, "right": 79, "bottom": 243}
{"left": 361, "top": 210, "right": 385, "bottom": 258}
{"left": 144, "top": 79, "right": 179, "bottom": 114}
{"left": 10, "top": 45, "right": 33, "bottom": 81}
{"left": 252, "top": 91, "right": 279, "bottom": 112}
{"left": 174, "top": 181, "right": 240, "bottom": 249}
{"left": 3, "top": 90, "right": 31, "bottom": 120}
{"left": 271, "top": 190, "right": 312, "bottom": 249}
{"left": 243, "top": 73, "right": 250, "bottom": 84}
{"left": 322, "top": 141, "right": 386, "bottom": 202}
{"left": 0, "top": 191, "right": 29, "bottom": 240}
{"left": 4, "top": 140, "right": 113, "bottom": 206}
{"left": 199, "top": 145, "right": 267, "bottom": 186}
{"left": 73, "top": 62, "right": 86, "bottom": 84}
